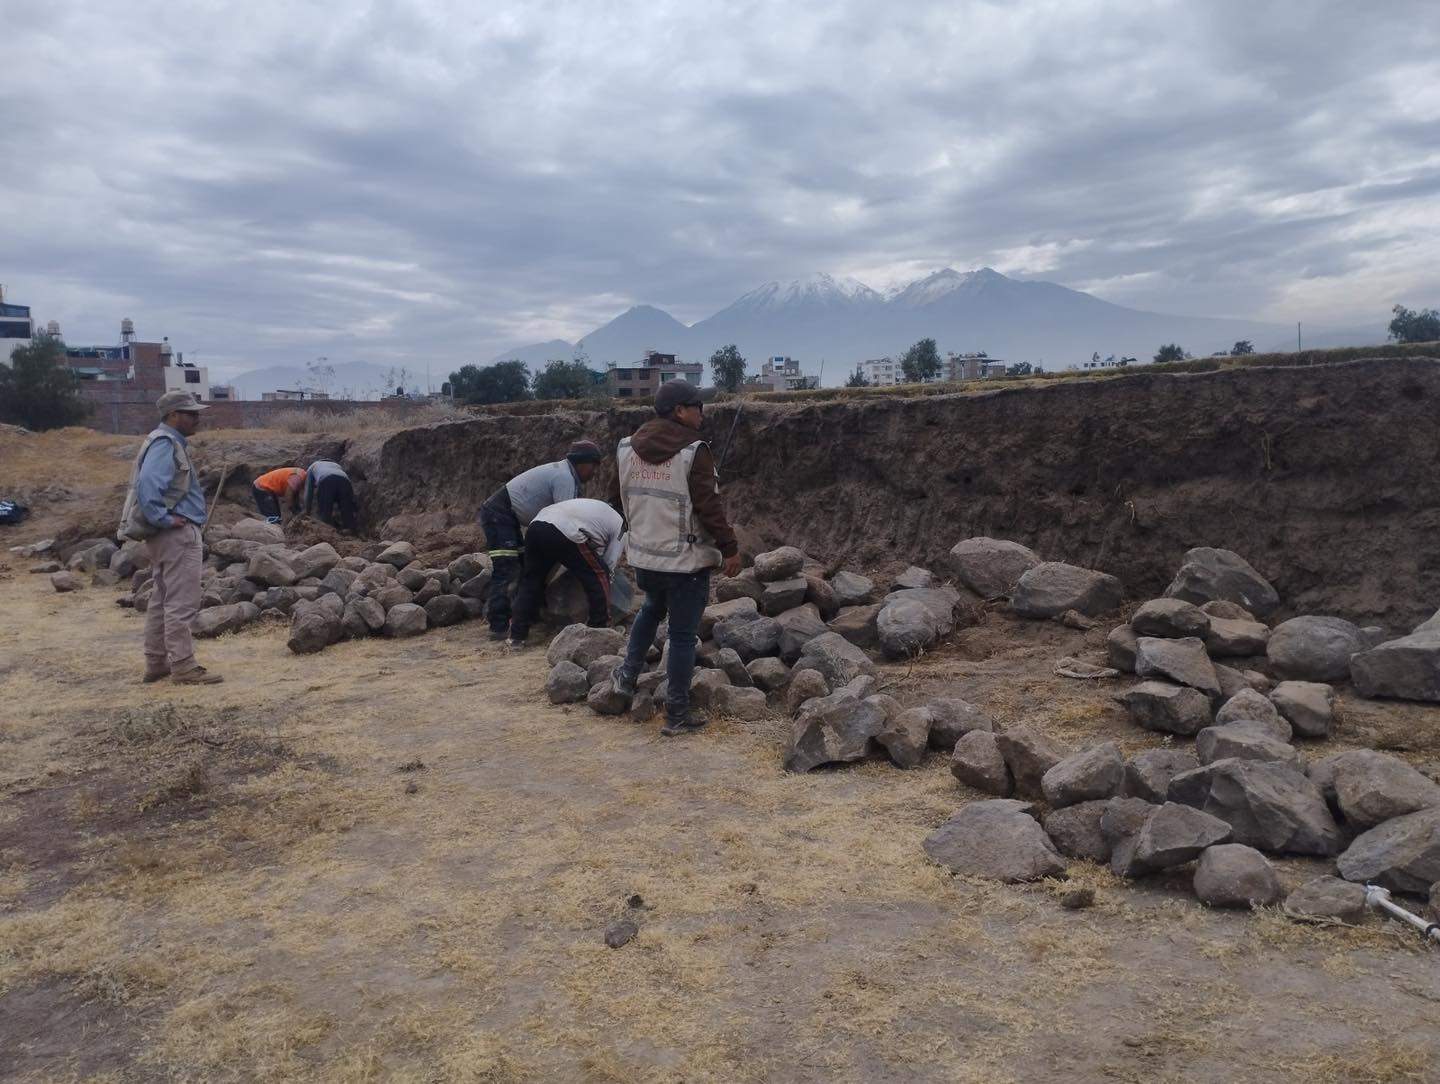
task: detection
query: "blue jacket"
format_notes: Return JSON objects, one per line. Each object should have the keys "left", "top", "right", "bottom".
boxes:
{"left": 136, "top": 424, "right": 208, "bottom": 527}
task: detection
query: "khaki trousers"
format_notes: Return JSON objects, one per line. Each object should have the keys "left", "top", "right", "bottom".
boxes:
{"left": 143, "top": 523, "right": 202, "bottom": 672}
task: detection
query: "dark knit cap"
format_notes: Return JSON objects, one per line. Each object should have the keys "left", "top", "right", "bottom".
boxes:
{"left": 566, "top": 439, "right": 603, "bottom": 463}
{"left": 654, "top": 379, "right": 703, "bottom": 415}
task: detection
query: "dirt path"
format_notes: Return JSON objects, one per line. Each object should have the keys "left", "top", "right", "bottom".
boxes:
{"left": 2, "top": 561, "right": 1438, "bottom": 1083}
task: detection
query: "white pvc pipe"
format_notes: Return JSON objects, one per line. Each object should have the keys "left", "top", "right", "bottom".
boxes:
{"left": 1364, "top": 884, "right": 1440, "bottom": 945}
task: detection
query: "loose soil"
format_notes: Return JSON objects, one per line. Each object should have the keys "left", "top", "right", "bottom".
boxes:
{"left": 4, "top": 548, "right": 1440, "bottom": 1081}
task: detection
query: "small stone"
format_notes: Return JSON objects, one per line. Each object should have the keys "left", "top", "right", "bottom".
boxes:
{"left": 1113, "top": 802, "right": 1233, "bottom": 878}
{"left": 700, "top": 597, "right": 760, "bottom": 639}
{"left": 1060, "top": 887, "right": 1095, "bottom": 910}
{"left": 752, "top": 546, "right": 805, "bottom": 582}
{"left": 50, "top": 570, "right": 84, "bottom": 592}
{"left": 546, "top": 624, "right": 627, "bottom": 668}
{"left": 715, "top": 568, "right": 766, "bottom": 604}
{"left": 890, "top": 565, "right": 936, "bottom": 591}
{"left": 1204, "top": 617, "right": 1271, "bottom": 657}
{"left": 996, "top": 725, "right": 1068, "bottom": 798}
{"left": 829, "top": 571, "right": 878, "bottom": 607}
{"left": 784, "top": 691, "right": 886, "bottom": 772}
{"left": 547, "top": 660, "right": 590, "bottom": 703}
{"left": 1201, "top": 600, "right": 1257, "bottom": 621}
{"left": 785, "top": 669, "right": 830, "bottom": 715}
{"left": 947, "top": 537, "right": 1041, "bottom": 599}
{"left": 587, "top": 679, "right": 631, "bottom": 716}
{"left": 774, "top": 603, "right": 829, "bottom": 663}
{"left": 1336, "top": 806, "right": 1440, "bottom": 894}
{"left": 288, "top": 609, "right": 338, "bottom": 654}
{"left": 1283, "top": 876, "right": 1368, "bottom": 923}
{"left": 1325, "top": 749, "right": 1440, "bottom": 830}
{"left": 795, "top": 632, "right": 876, "bottom": 688}
{"left": 1122, "top": 749, "right": 1200, "bottom": 804}
{"left": 926, "top": 699, "right": 997, "bottom": 750}
{"left": 604, "top": 918, "right": 639, "bottom": 948}
{"left": 746, "top": 657, "right": 791, "bottom": 692}
{"left": 1043, "top": 800, "right": 1111, "bottom": 861}
{"left": 1214, "top": 687, "right": 1287, "bottom": 734}
{"left": 804, "top": 574, "right": 840, "bottom": 620}
{"left": 1269, "top": 681, "right": 1336, "bottom": 739}
{"left": 1012, "top": 562, "right": 1124, "bottom": 619}
{"left": 715, "top": 647, "right": 754, "bottom": 687}
{"left": 1268, "top": 615, "right": 1366, "bottom": 683}
{"left": 1195, "top": 723, "right": 1302, "bottom": 768}
{"left": 711, "top": 684, "right": 768, "bottom": 720}
{"left": 1193, "top": 844, "right": 1283, "bottom": 908}
{"left": 383, "top": 603, "right": 428, "bottom": 638}
{"left": 760, "top": 576, "right": 809, "bottom": 617}
{"left": 827, "top": 603, "right": 882, "bottom": 650}
{"left": 423, "top": 594, "right": 467, "bottom": 627}
{"left": 1106, "top": 625, "right": 1138, "bottom": 672}
{"left": 377, "top": 541, "right": 416, "bottom": 568}
{"left": 1122, "top": 681, "right": 1212, "bottom": 736}
{"left": 291, "top": 542, "right": 341, "bottom": 579}
{"left": 922, "top": 799, "right": 1066, "bottom": 883}
{"left": 246, "top": 551, "right": 298, "bottom": 588}
{"left": 876, "top": 587, "right": 963, "bottom": 659}
{"left": 712, "top": 615, "right": 782, "bottom": 661}
{"left": 877, "top": 707, "right": 932, "bottom": 769}
{"left": 951, "top": 732, "right": 1013, "bottom": 794}
{"left": 1134, "top": 636, "right": 1220, "bottom": 698}
{"left": 1164, "top": 548, "right": 1279, "bottom": 618}
{"left": 1041, "top": 742, "right": 1124, "bottom": 808}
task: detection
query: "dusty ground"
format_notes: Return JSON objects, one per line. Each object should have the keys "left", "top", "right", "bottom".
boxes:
{"left": 4, "top": 425, "right": 1440, "bottom": 1082}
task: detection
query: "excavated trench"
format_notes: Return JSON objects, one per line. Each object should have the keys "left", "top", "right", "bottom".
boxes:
{"left": 347, "top": 358, "right": 1440, "bottom": 630}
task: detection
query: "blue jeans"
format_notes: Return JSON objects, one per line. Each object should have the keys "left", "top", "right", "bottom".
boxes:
{"left": 620, "top": 567, "right": 712, "bottom": 722}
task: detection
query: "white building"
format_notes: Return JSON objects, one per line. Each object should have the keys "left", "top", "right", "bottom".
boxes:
{"left": 860, "top": 357, "right": 900, "bottom": 385}
{"left": 749, "top": 355, "right": 819, "bottom": 392}
{"left": 0, "top": 284, "right": 34, "bottom": 365}
{"left": 159, "top": 340, "right": 212, "bottom": 399}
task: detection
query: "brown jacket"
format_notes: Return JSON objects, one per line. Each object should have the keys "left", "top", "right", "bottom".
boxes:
{"left": 611, "top": 418, "right": 738, "bottom": 558}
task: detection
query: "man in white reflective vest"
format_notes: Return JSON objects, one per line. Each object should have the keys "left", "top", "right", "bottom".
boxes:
{"left": 609, "top": 380, "right": 740, "bottom": 735}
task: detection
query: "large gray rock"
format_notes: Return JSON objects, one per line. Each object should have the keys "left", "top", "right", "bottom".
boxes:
{"left": 1041, "top": 742, "right": 1123, "bottom": 808}
{"left": 587, "top": 679, "right": 630, "bottom": 716}
{"left": 424, "top": 594, "right": 467, "bottom": 628}
{"left": 1214, "top": 687, "right": 1286, "bottom": 733}
{"left": 829, "top": 571, "right": 878, "bottom": 608}
{"left": 950, "top": 731, "right": 1012, "bottom": 795}
{"left": 774, "top": 604, "right": 830, "bottom": 663}
{"left": 376, "top": 541, "right": 416, "bottom": 569}
{"left": 1168, "top": 758, "right": 1343, "bottom": 855}
{"left": 291, "top": 542, "right": 341, "bottom": 580}
{"left": 1267, "top": 616, "right": 1366, "bottom": 683}
{"left": 550, "top": 659, "right": 596, "bottom": 702}
{"left": 211, "top": 538, "right": 261, "bottom": 562}
{"left": 383, "top": 603, "right": 428, "bottom": 638}
{"left": 343, "top": 596, "right": 385, "bottom": 636}
{"left": 747, "top": 656, "right": 791, "bottom": 692}
{"left": 927, "top": 698, "right": 997, "bottom": 750}
{"left": 876, "top": 586, "right": 962, "bottom": 659}
{"left": 803, "top": 574, "right": 839, "bottom": 621}
{"left": 795, "top": 632, "right": 876, "bottom": 688}
{"left": 355, "top": 562, "right": 396, "bottom": 593}
{"left": 193, "top": 601, "right": 260, "bottom": 638}
{"left": 320, "top": 566, "right": 359, "bottom": 597}
{"left": 711, "top": 615, "right": 782, "bottom": 661}
{"left": 1336, "top": 806, "right": 1440, "bottom": 894}
{"left": 586, "top": 654, "right": 625, "bottom": 689}
{"left": 1042, "top": 800, "right": 1112, "bottom": 861}
{"left": 228, "top": 518, "right": 286, "bottom": 544}
{"left": 246, "top": 551, "right": 298, "bottom": 588}
{"left": 50, "top": 570, "right": 84, "bottom": 592}
{"left": 753, "top": 546, "right": 805, "bottom": 583}
{"left": 546, "top": 624, "right": 626, "bottom": 668}
{"left": 1269, "top": 681, "right": 1336, "bottom": 738}
{"left": 1112, "top": 802, "right": 1233, "bottom": 878}
{"left": 1101, "top": 796, "right": 1157, "bottom": 851}
{"left": 376, "top": 584, "right": 415, "bottom": 612}
{"left": 1131, "top": 598, "right": 1210, "bottom": 639}
{"left": 714, "top": 647, "right": 754, "bottom": 688}
{"left": 447, "top": 552, "right": 491, "bottom": 583}
{"left": 1201, "top": 600, "right": 1257, "bottom": 621}
{"left": 877, "top": 708, "right": 932, "bottom": 769}
{"left": 1325, "top": 750, "right": 1440, "bottom": 829}
{"left": 785, "top": 669, "right": 830, "bottom": 715}
{"left": 700, "top": 597, "right": 760, "bottom": 639}
{"left": 1134, "top": 637, "right": 1220, "bottom": 698}
{"left": 288, "top": 608, "right": 339, "bottom": 653}
{"left": 1351, "top": 622, "right": 1440, "bottom": 702}
{"left": 948, "top": 537, "right": 1041, "bottom": 599}
{"left": 1164, "top": 547, "right": 1279, "bottom": 618}
{"left": 1122, "top": 749, "right": 1199, "bottom": 804}
{"left": 1107, "top": 625, "right": 1138, "bottom": 672}
{"left": 688, "top": 668, "right": 732, "bottom": 711}
{"left": 995, "top": 725, "right": 1067, "bottom": 798}
{"left": 1122, "top": 681, "right": 1213, "bottom": 736}
{"left": 922, "top": 800, "right": 1066, "bottom": 882}
{"left": 827, "top": 604, "right": 881, "bottom": 650}
{"left": 1195, "top": 723, "right": 1302, "bottom": 768}
{"left": 760, "top": 576, "right": 809, "bottom": 617}
{"left": 1284, "top": 876, "right": 1368, "bottom": 923}
{"left": 1193, "top": 844, "right": 1283, "bottom": 908}
{"left": 458, "top": 570, "right": 492, "bottom": 600}
{"left": 715, "top": 568, "right": 766, "bottom": 604}
{"left": 1204, "top": 617, "right": 1271, "bottom": 658}
{"left": 711, "top": 684, "right": 768, "bottom": 721}
{"left": 890, "top": 565, "right": 937, "bottom": 591}
{"left": 784, "top": 691, "right": 886, "bottom": 772}
{"left": 1011, "top": 562, "right": 1123, "bottom": 619}
{"left": 256, "top": 585, "right": 300, "bottom": 613}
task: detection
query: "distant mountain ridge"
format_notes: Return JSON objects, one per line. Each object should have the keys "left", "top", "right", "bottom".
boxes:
{"left": 491, "top": 267, "right": 1386, "bottom": 383}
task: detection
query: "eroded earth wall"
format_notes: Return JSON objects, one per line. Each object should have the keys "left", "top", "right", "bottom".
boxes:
{"left": 354, "top": 359, "right": 1440, "bottom": 628}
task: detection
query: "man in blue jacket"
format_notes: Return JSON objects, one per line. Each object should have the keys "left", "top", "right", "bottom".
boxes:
{"left": 118, "top": 390, "right": 223, "bottom": 685}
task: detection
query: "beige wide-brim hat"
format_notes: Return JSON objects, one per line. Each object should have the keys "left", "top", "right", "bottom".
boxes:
{"left": 156, "top": 390, "right": 208, "bottom": 417}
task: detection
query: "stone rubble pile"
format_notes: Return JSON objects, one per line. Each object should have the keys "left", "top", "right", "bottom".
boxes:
{"left": 924, "top": 543, "right": 1440, "bottom": 920}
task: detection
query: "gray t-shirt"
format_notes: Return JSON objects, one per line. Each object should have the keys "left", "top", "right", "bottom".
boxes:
{"left": 504, "top": 459, "right": 580, "bottom": 525}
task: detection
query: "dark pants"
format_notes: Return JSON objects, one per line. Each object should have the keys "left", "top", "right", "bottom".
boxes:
{"left": 509, "top": 521, "right": 611, "bottom": 642}
{"left": 480, "top": 493, "right": 524, "bottom": 635}
{"left": 253, "top": 485, "right": 282, "bottom": 520}
{"left": 315, "top": 476, "right": 358, "bottom": 532}
{"left": 618, "top": 567, "right": 712, "bottom": 723}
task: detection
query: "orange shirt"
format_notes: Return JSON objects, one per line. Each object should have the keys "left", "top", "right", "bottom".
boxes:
{"left": 254, "top": 467, "right": 304, "bottom": 495}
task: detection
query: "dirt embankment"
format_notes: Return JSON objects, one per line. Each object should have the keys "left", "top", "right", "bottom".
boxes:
{"left": 355, "top": 358, "right": 1440, "bottom": 629}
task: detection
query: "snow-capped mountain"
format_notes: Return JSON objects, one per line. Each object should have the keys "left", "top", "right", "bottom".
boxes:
{"left": 491, "top": 267, "right": 1297, "bottom": 381}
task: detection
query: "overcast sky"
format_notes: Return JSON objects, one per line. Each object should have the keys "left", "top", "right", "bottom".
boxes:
{"left": 3, "top": 0, "right": 1438, "bottom": 381}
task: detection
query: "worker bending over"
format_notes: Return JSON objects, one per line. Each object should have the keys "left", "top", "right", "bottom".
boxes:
{"left": 506, "top": 497, "right": 623, "bottom": 648}
{"left": 252, "top": 466, "right": 304, "bottom": 524}
{"left": 480, "top": 440, "right": 603, "bottom": 642}
{"left": 304, "top": 460, "right": 358, "bottom": 532}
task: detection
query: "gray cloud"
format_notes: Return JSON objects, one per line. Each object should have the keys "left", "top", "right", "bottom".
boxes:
{"left": 2, "top": 0, "right": 1438, "bottom": 381}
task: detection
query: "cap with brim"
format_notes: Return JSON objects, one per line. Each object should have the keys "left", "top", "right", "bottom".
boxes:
{"left": 156, "top": 390, "right": 207, "bottom": 417}
{"left": 654, "top": 379, "right": 703, "bottom": 414}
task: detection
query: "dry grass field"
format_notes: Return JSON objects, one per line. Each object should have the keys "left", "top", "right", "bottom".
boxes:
{"left": 4, "top": 537, "right": 1440, "bottom": 1082}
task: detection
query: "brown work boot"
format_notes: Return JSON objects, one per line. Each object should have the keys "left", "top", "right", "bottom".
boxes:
{"left": 171, "top": 665, "right": 224, "bottom": 685}
{"left": 143, "top": 664, "right": 171, "bottom": 683}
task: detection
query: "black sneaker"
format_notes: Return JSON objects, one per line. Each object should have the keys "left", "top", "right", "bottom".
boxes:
{"left": 611, "top": 666, "right": 637, "bottom": 698}
{"left": 660, "top": 714, "right": 707, "bottom": 737}
{"left": 488, "top": 628, "right": 508, "bottom": 642}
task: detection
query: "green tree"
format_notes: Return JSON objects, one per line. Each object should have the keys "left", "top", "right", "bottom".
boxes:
{"left": 709, "top": 344, "right": 746, "bottom": 392}
{"left": 0, "top": 334, "right": 90, "bottom": 430}
{"left": 899, "top": 338, "right": 941, "bottom": 382}
{"left": 1154, "top": 343, "right": 1187, "bottom": 363}
{"left": 532, "top": 359, "right": 599, "bottom": 400}
{"left": 448, "top": 360, "right": 531, "bottom": 404}
{"left": 1005, "top": 361, "right": 1033, "bottom": 376}
{"left": 1388, "top": 305, "right": 1440, "bottom": 344}
{"left": 844, "top": 365, "right": 870, "bottom": 388}
{"left": 1230, "top": 340, "right": 1255, "bottom": 356}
